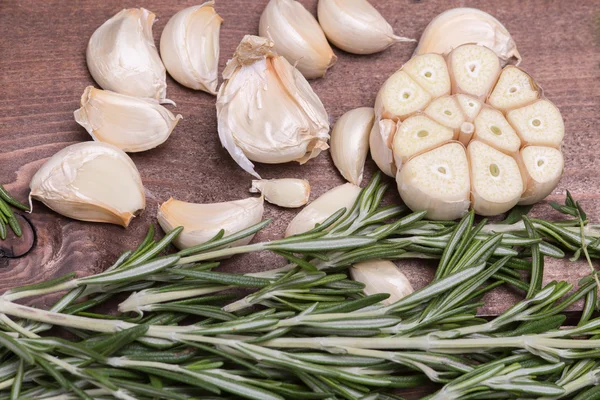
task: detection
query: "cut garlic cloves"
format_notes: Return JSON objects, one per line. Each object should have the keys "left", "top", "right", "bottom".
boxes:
{"left": 473, "top": 106, "right": 521, "bottom": 155}
{"left": 350, "top": 260, "right": 414, "bottom": 305}
{"left": 74, "top": 86, "right": 182, "bottom": 153}
{"left": 448, "top": 44, "right": 501, "bottom": 101}
{"left": 249, "top": 179, "right": 310, "bottom": 208}
{"left": 376, "top": 71, "right": 432, "bottom": 121}
{"left": 488, "top": 66, "right": 541, "bottom": 113}
{"left": 424, "top": 95, "right": 467, "bottom": 133}
{"left": 507, "top": 99, "right": 564, "bottom": 148}
{"left": 403, "top": 53, "right": 452, "bottom": 98}
{"left": 517, "top": 146, "right": 564, "bottom": 205}
{"left": 369, "top": 118, "right": 397, "bottom": 177}
{"left": 29, "top": 142, "right": 146, "bottom": 227}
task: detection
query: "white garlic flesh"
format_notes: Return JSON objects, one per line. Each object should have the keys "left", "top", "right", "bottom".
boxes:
{"left": 350, "top": 260, "right": 414, "bottom": 305}
{"left": 249, "top": 179, "right": 310, "bottom": 208}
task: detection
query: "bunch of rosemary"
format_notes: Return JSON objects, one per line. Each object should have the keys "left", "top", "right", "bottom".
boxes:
{"left": 0, "top": 184, "right": 29, "bottom": 240}
{"left": 0, "top": 173, "right": 599, "bottom": 400}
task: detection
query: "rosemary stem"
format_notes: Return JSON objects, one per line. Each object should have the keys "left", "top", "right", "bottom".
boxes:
{"left": 118, "top": 285, "right": 231, "bottom": 313}
{"left": 177, "top": 243, "right": 266, "bottom": 265}
{"left": 3, "top": 280, "right": 81, "bottom": 302}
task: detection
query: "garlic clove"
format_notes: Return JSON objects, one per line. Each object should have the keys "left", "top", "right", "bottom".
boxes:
{"left": 473, "top": 106, "right": 521, "bottom": 155}
{"left": 517, "top": 146, "right": 564, "bottom": 205}
{"left": 86, "top": 8, "right": 169, "bottom": 102}
{"left": 260, "top": 0, "right": 336, "bottom": 79}
{"left": 350, "top": 260, "right": 414, "bottom": 305}
{"left": 403, "top": 53, "right": 451, "bottom": 98}
{"left": 29, "top": 142, "right": 145, "bottom": 227}
{"left": 157, "top": 196, "right": 264, "bottom": 250}
{"left": 467, "top": 140, "right": 524, "bottom": 216}
{"left": 369, "top": 118, "right": 397, "bottom": 177}
{"left": 285, "top": 183, "right": 361, "bottom": 237}
{"left": 424, "top": 95, "right": 467, "bottom": 133}
{"left": 317, "top": 0, "right": 414, "bottom": 55}
{"left": 413, "top": 7, "right": 521, "bottom": 66}
{"left": 376, "top": 71, "right": 432, "bottom": 121}
{"left": 392, "top": 115, "right": 455, "bottom": 167}
{"left": 447, "top": 44, "right": 501, "bottom": 101}
{"left": 487, "top": 66, "right": 541, "bottom": 113}
{"left": 74, "top": 86, "right": 182, "bottom": 153}
{"left": 160, "top": 2, "right": 223, "bottom": 94}
{"left": 506, "top": 99, "right": 564, "bottom": 148}
{"left": 330, "top": 107, "right": 375, "bottom": 185}
{"left": 456, "top": 94, "right": 483, "bottom": 122}
{"left": 249, "top": 179, "right": 310, "bottom": 208}
{"left": 397, "top": 142, "right": 470, "bottom": 221}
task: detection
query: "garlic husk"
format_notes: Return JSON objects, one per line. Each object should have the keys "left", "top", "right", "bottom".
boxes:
{"left": 517, "top": 146, "right": 564, "bottom": 205}
{"left": 413, "top": 7, "right": 521, "bottom": 66}
{"left": 331, "top": 107, "right": 374, "bottom": 185}
{"left": 157, "top": 197, "right": 264, "bottom": 250}
{"left": 285, "top": 183, "right": 361, "bottom": 237}
{"left": 160, "top": 2, "right": 222, "bottom": 94}
{"left": 350, "top": 260, "right": 414, "bottom": 305}
{"left": 249, "top": 179, "right": 310, "bottom": 208}
{"left": 317, "top": 0, "right": 414, "bottom": 55}
{"left": 73, "top": 86, "right": 182, "bottom": 153}
{"left": 216, "top": 35, "right": 330, "bottom": 178}
{"left": 86, "top": 8, "right": 169, "bottom": 102}
{"left": 29, "top": 142, "right": 145, "bottom": 227}
{"left": 369, "top": 118, "right": 397, "bottom": 177}
{"left": 259, "top": 0, "right": 336, "bottom": 79}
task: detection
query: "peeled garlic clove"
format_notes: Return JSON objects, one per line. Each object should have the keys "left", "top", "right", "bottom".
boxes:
{"left": 160, "top": 2, "right": 223, "bottom": 94}
{"left": 473, "top": 106, "right": 521, "bottom": 155}
{"left": 456, "top": 94, "right": 483, "bottom": 122}
{"left": 397, "top": 142, "right": 470, "bottom": 221}
{"left": 260, "top": 0, "right": 336, "bottom": 79}
{"left": 285, "top": 183, "right": 361, "bottom": 237}
{"left": 487, "top": 66, "right": 541, "bottom": 113}
{"left": 517, "top": 146, "right": 564, "bottom": 205}
{"left": 424, "top": 95, "right": 466, "bottom": 133}
{"left": 74, "top": 86, "right": 182, "bottom": 153}
{"left": 157, "top": 197, "right": 264, "bottom": 250}
{"left": 376, "top": 71, "right": 432, "bottom": 121}
{"left": 249, "top": 179, "right": 310, "bottom": 208}
{"left": 317, "top": 0, "right": 414, "bottom": 55}
{"left": 392, "top": 115, "right": 455, "bottom": 167}
{"left": 331, "top": 107, "right": 374, "bottom": 185}
{"left": 403, "top": 53, "right": 451, "bottom": 98}
{"left": 217, "top": 35, "right": 330, "bottom": 178}
{"left": 467, "top": 140, "right": 524, "bottom": 216}
{"left": 29, "top": 142, "right": 145, "bottom": 227}
{"left": 369, "top": 118, "right": 397, "bottom": 177}
{"left": 447, "top": 44, "right": 501, "bottom": 101}
{"left": 350, "top": 260, "right": 414, "bottom": 305}
{"left": 506, "top": 99, "right": 564, "bottom": 148}
{"left": 413, "top": 7, "right": 521, "bottom": 66}
{"left": 86, "top": 8, "right": 168, "bottom": 102}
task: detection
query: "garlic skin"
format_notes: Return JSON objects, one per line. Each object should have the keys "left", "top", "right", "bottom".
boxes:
{"left": 331, "top": 107, "right": 374, "bottom": 185}
{"left": 249, "top": 179, "right": 310, "bottom": 208}
{"left": 157, "top": 197, "right": 264, "bottom": 250}
{"left": 413, "top": 7, "right": 521, "bottom": 66}
{"left": 30, "top": 142, "right": 145, "bottom": 227}
{"left": 217, "top": 35, "right": 330, "bottom": 178}
{"left": 160, "top": 2, "right": 222, "bottom": 94}
{"left": 260, "top": 0, "right": 337, "bottom": 79}
{"left": 74, "top": 86, "right": 182, "bottom": 153}
{"left": 369, "top": 118, "right": 396, "bottom": 177}
{"left": 86, "top": 8, "right": 168, "bottom": 102}
{"left": 285, "top": 183, "right": 361, "bottom": 237}
{"left": 350, "top": 260, "right": 414, "bottom": 305}
{"left": 317, "top": 0, "right": 414, "bottom": 55}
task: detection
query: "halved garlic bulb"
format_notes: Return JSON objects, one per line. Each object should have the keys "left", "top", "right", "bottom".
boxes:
{"left": 249, "top": 179, "right": 310, "bottom": 208}
{"left": 74, "top": 86, "right": 182, "bottom": 152}
{"left": 86, "top": 8, "right": 168, "bottom": 102}
{"left": 285, "top": 183, "right": 361, "bottom": 237}
{"left": 330, "top": 107, "right": 374, "bottom": 185}
{"left": 350, "top": 260, "right": 414, "bottom": 305}
{"left": 157, "top": 197, "right": 264, "bottom": 250}
{"left": 29, "top": 142, "right": 145, "bottom": 227}
{"left": 160, "top": 2, "right": 223, "bottom": 94}
{"left": 317, "top": 0, "right": 414, "bottom": 55}
{"left": 260, "top": 0, "right": 336, "bottom": 79}
{"left": 216, "top": 35, "right": 330, "bottom": 178}
{"left": 517, "top": 146, "right": 564, "bottom": 205}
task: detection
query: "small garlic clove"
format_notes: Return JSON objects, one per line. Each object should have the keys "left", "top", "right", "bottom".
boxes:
{"left": 330, "top": 107, "right": 375, "bottom": 185}
{"left": 74, "top": 86, "right": 182, "bottom": 153}
{"left": 517, "top": 146, "right": 564, "bottom": 205}
{"left": 350, "top": 260, "right": 414, "bottom": 305}
{"left": 29, "top": 142, "right": 145, "bottom": 227}
{"left": 392, "top": 115, "right": 455, "bottom": 167}
{"left": 86, "top": 8, "right": 169, "bottom": 102}
{"left": 456, "top": 94, "right": 483, "bottom": 122}
{"left": 506, "top": 99, "right": 564, "bottom": 148}
{"left": 473, "top": 106, "right": 521, "bottom": 155}
{"left": 260, "top": 0, "right": 336, "bottom": 79}
{"left": 369, "top": 118, "right": 397, "bottom": 177}
{"left": 160, "top": 2, "right": 223, "bottom": 94}
{"left": 402, "top": 53, "right": 452, "bottom": 98}
{"left": 424, "top": 95, "right": 467, "bottom": 133}
{"left": 317, "top": 0, "right": 414, "bottom": 55}
{"left": 447, "top": 44, "right": 501, "bottom": 102}
{"left": 285, "top": 183, "right": 361, "bottom": 237}
{"left": 157, "top": 196, "right": 264, "bottom": 250}
{"left": 376, "top": 71, "right": 432, "bottom": 121}
{"left": 413, "top": 7, "right": 521, "bottom": 66}
{"left": 249, "top": 179, "right": 310, "bottom": 208}
{"left": 487, "top": 66, "right": 541, "bottom": 113}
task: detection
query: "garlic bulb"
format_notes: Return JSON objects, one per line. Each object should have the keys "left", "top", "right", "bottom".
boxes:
{"left": 249, "top": 179, "right": 310, "bottom": 208}
{"left": 259, "top": 0, "right": 336, "bottom": 79}
{"left": 350, "top": 260, "right": 414, "bottom": 305}
{"left": 330, "top": 107, "right": 374, "bottom": 185}
{"left": 157, "top": 197, "right": 264, "bottom": 250}
{"left": 29, "top": 142, "right": 145, "bottom": 227}
{"left": 216, "top": 35, "right": 330, "bottom": 178}
{"left": 86, "top": 8, "right": 169, "bottom": 102}
{"left": 160, "top": 2, "right": 222, "bottom": 94}
{"left": 285, "top": 183, "right": 361, "bottom": 237}
{"left": 317, "top": 0, "right": 414, "bottom": 55}
{"left": 413, "top": 7, "right": 521, "bottom": 66}
{"left": 74, "top": 86, "right": 182, "bottom": 153}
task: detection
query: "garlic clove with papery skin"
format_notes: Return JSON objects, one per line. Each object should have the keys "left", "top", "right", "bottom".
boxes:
{"left": 350, "top": 260, "right": 414, "bottom": 305}
{"left": 160, "top": 2, "right": 222, "bottom": 94}
{"left": 74, "top": 86, "right": 182, "bottom": 153}
{"left": 369, "top": 118, "right": 397, "bottom": 177}
{"left": 517, "top": 146, "right": 564, "bottom": 205}
{"left": 249, "top": 179, "right": 310, "bottom": 208}
{"left": 29, "top": 142, "right": 146, "bottom": 227}
{"left": 157, "top": 197, "right": 264, "bottom": 250}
